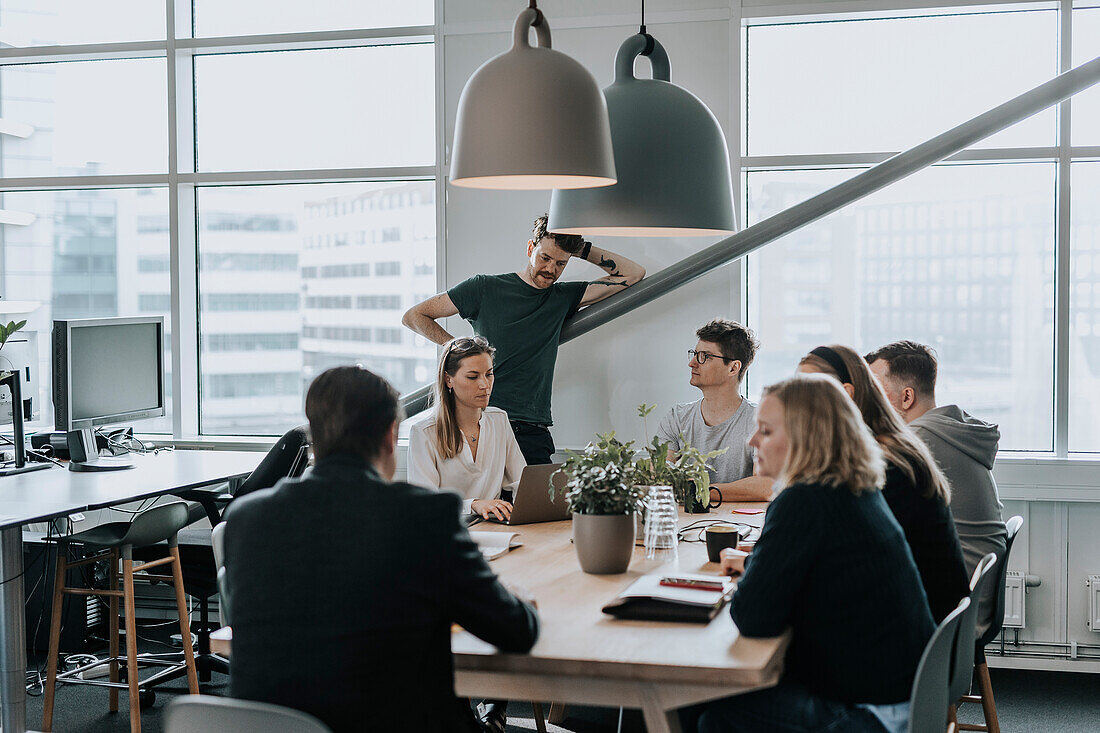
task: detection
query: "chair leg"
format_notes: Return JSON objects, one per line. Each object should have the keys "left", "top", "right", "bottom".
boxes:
{"left": 109, "top": 549, "right": 120, "bottom": 713}
{"left": 547, "top": 702, "right": 566, "bottom": 724}
{"left": 122, "top": 551, "right": 142, "bottom": 733}
{"left": 168, "top": 545, "right": 200, "bottom": 694}
{"left": 532, "top": 702, "right": 547, "bottom": 733}
{"left": 975, "top": 662, "right": 1001, "bottom": 733}
{"left": 41, "top": 546, "right": 68, "bottom": 732}
{"left": 948, "top": 704, "right": 957, "bottom": 727}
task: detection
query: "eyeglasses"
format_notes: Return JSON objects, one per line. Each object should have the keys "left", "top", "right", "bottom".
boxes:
{"left": 688, "top": 349, "right": 732, "bottom": 365}
{"left": 445, "top": 336, "right": 490, "bottom": 357}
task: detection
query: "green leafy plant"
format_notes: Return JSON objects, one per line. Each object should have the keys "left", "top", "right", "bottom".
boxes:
{"left": 632, "top": 404, "right": 727, "bottom": 509}
{"left": 0, "top": 319, "right": 25, "bottom": 379}
{"left": 554, "top": 432, "right": 649, "bottom": 516}
{"left": 0, "top": 320, "right": 26, "bottom": 352}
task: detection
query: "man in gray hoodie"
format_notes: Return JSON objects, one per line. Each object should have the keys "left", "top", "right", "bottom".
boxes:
{"left": 866, "top": 340, "right": 1007, "bottom": 634}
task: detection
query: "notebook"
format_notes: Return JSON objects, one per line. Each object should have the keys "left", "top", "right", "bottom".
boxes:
{"left": 469, "top": 531, "right": 523, "bottom": 560}
{"left": 602, "top": 572, "right": 735, "bottom": 623}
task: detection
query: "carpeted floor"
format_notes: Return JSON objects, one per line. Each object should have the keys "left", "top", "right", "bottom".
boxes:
{"left": 23, "top": 647, "right": 1100, "bottom": 732}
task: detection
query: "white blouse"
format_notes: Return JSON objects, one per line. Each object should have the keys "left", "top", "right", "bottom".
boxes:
{"left": 407, "top": 407, "right": 527, "bottom": 514}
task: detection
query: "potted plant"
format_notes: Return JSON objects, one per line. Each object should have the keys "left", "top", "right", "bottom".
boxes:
{"left": 555, "top": 433, "right": 648, "bottom": 574}
{"left": 633, "top": 404, "right": 726, "bottom": 514}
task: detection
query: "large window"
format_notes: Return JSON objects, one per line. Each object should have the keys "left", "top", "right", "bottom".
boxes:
{"left": 0, "top": 1, "right": 436, "bottom": 437}
{"left": 196, "top": 182, "right": 436, "bottom": 435}
{"left": 744, "top": 5, "right": 1094, "bottom": 454}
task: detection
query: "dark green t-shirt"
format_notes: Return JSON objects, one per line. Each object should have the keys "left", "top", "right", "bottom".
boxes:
{"left": 448, "top": 273, "right": 587, "bottom": 425}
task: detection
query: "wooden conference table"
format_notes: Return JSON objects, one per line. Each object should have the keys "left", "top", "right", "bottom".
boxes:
{"left": 0, "top": 449, "right": 261, "bottom": 733}
{"left": 213, "top": 504, "right": 788, "bottom": 733}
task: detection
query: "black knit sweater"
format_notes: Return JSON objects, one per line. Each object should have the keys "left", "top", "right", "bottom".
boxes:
{"left": 730, "top": 481, "right": 935, "bottom": 705}
{"left": 881, "top": 463, "right": 970, "bottom": 623}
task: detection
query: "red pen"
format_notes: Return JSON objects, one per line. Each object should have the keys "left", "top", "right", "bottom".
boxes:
{"left": 659, "top": 576, "right": 726, "bottom": 591}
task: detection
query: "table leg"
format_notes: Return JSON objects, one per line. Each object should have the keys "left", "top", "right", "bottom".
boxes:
{"left": 641, "top": 697, "right": 683, "bottom": 733}
{"left": 0, "top": 526, "right": 28, "bottom": 733}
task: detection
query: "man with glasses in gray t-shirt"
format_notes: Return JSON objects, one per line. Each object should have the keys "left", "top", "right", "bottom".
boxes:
{"left": 656, "top": 319, "right": 774, "bottom": 502}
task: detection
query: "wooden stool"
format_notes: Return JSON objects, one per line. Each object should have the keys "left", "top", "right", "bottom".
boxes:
{"left": 42, "top": 502, "right": 199, "bottom": 733}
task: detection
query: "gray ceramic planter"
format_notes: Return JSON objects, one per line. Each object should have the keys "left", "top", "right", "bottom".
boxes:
{"left": 572, "top": 513, "right": 636, "bottom": 574}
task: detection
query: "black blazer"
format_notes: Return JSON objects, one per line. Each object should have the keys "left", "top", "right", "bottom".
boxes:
{"left": 224, "top": 453, "right": 539, "bottom": 732}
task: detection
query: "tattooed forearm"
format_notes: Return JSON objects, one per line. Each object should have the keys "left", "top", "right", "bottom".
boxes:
{"left": 593, "top": 279, "right": 629, "bottom": 287}
{"left": 598, "top": 256, "right": 617, "bottom": 270}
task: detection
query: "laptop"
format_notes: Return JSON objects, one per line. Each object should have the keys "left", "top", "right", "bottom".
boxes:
{"left": 488, "top": 463, "right": 570, "bottom": 525}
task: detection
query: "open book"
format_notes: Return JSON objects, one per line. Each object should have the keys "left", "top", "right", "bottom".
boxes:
{"left": 469, "top": 531, "right": 523, "bottom": 561}
{"left": 602, "top": 572, "right": 735, "bottom": 623}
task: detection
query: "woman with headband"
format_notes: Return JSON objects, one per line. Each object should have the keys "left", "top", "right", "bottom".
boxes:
{"left": 408, "top": 336, "right": 525, "bottom": 523}
{"left": 798, "top": 344, "right": 969, "bottom": 624}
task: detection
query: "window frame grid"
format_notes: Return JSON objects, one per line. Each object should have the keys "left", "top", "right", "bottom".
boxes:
{"left": 0, "top": 0, "right": 438, "bottom": 439}
{"left": 740, "top": 0, "right": 1088, "bottom": 456}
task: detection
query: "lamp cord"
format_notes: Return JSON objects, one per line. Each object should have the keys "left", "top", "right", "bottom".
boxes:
{"left": 640, "top": 0, "right": 646, "bottom": 34}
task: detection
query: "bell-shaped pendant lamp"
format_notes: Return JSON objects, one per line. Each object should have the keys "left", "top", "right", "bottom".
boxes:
{"left": 449, "top": 5, "right": 616, "bottom": 190}
{"left": 548, "top": 33, "right": 737, "bottom": 235}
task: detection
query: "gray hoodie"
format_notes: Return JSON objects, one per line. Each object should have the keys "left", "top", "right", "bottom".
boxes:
{"left": 910, "top": 404, "right": 1007, "bottom": 633}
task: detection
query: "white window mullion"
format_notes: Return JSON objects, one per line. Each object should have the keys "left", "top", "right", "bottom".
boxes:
{"left": 1054, "top": 0, "right": 1073, "bottom": 456}
{"left": 167, "top": 0, "right": 200, "bottom": 438}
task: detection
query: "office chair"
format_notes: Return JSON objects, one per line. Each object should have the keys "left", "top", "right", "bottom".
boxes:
{"left": 180, "top": 425, "right": 311, "bottom": 526}
{"left": 137, "top": 426, "right": 310, "bottom": 684}
{"left": 165, "top": 695, "right": 331, "bottom": 733}
{"left": 946, "top": 554, "right": 998, "bottom": 727}
{"left": 42, "top": 502, "right": 199, "bottom": 733}
{"left": 953, "top": 515, "right": 1024, "bottom": 733}
{"left": 908, "top": 597, "right": 969, "bottom": 733}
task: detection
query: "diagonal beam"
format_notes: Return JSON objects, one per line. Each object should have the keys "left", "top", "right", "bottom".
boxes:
{"left": 402, "top": 54, "right": 1100, "bottom": 415}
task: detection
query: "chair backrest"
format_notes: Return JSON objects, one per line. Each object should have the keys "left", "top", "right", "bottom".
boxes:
{"left": 216, "top": 566, "right": 231, "bottom": 627}
{"left": 948, "top": 552, "right": 998, "bottom": 702}
{"left": 233, "top": 425, "right": 310, "bottom": 500}
{"left": 211, "top": 521, "right": 229, "bottom": 625}
{"left": 211, "top": 521, "right": 227, "bottom": 572}
{"left": 979, "top": 515, "right": 1024, "bottom": 647}
{"left": 166, "top": 695, "right": 331, "bottom": 733}
{"left": 909, "top": 596, "right": 970, "bottom": 733}
{"left": 119, "top": 501, "right": 191, "bottom": 549}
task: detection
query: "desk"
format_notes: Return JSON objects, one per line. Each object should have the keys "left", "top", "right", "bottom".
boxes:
{"left": 454, "top": 507, "right": 786, "bottom": 732}
{"left": 0, "top": 450, "right": 259, "bottom": 733}
{"left": 211, "top": 505, "right": 787, "bottom": 733}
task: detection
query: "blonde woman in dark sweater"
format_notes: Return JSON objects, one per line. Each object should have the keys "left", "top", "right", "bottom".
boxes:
{"left": 688, "top": 374, "right": 933, "bottom": 733}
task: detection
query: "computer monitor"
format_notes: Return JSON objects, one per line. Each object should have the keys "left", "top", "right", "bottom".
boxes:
{"left": 53, "top": 316, "right": 165, "bottom": 432}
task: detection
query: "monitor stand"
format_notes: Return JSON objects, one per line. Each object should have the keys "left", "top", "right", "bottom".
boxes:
{"left": 0, "top": 370, "right": 54, "bottom": 477}
{"left": 68, "top": 457, "right": 134, "bottom": 473}
{"left": 0, "top": 462, "right": 51, "bottom": 477}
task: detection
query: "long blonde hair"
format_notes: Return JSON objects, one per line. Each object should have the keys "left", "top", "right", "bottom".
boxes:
{"left": 800, "top": 344, "right": 950, "bottom": 503}
{"left": 432, "top": 336, "right": 495, "bottom": 460}
{"left": 765, "top": 374, "right": 885, "bottom": 495}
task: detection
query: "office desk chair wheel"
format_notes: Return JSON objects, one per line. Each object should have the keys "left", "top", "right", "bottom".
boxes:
{"left": 140, "top": 690, "right": 156, "bottom": 709}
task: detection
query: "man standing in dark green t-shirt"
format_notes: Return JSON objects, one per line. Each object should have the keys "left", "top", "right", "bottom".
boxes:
{"left": 403, "top": 214, "right": 645, "bottom": 465}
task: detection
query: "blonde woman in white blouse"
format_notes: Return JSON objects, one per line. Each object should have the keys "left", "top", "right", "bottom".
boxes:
{"left": 408, "top": 336, "right": 526, "bottom": 521}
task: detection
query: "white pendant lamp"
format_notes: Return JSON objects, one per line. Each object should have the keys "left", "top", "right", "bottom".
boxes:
{"left": 449, "top": 3, "right": 616, "bottom": 190}
{"left": 548, "top": 28, "right": 737, "bottom": 236}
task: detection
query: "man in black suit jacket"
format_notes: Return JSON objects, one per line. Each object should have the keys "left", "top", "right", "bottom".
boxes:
{"left": 224, "top": 366, "right": 539, "bottom": 732}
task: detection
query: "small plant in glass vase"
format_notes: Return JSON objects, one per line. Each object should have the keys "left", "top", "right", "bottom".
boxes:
{"left": 633, "top": 403, "right": 726, "bottom": 514}
{"left": 555, "top": 433, "right": 649, "bottom": 574}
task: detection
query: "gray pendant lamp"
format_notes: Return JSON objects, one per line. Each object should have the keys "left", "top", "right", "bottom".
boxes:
{"left": 449, "top": 3, "right": 616, "bottom": 190}
{"left": 548, "top": 29, "right": 737, "bottom": 235}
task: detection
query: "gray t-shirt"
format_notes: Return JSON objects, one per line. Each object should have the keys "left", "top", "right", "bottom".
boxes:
{"left": 656, "top": 398, "right": 756, "bottom": 485}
